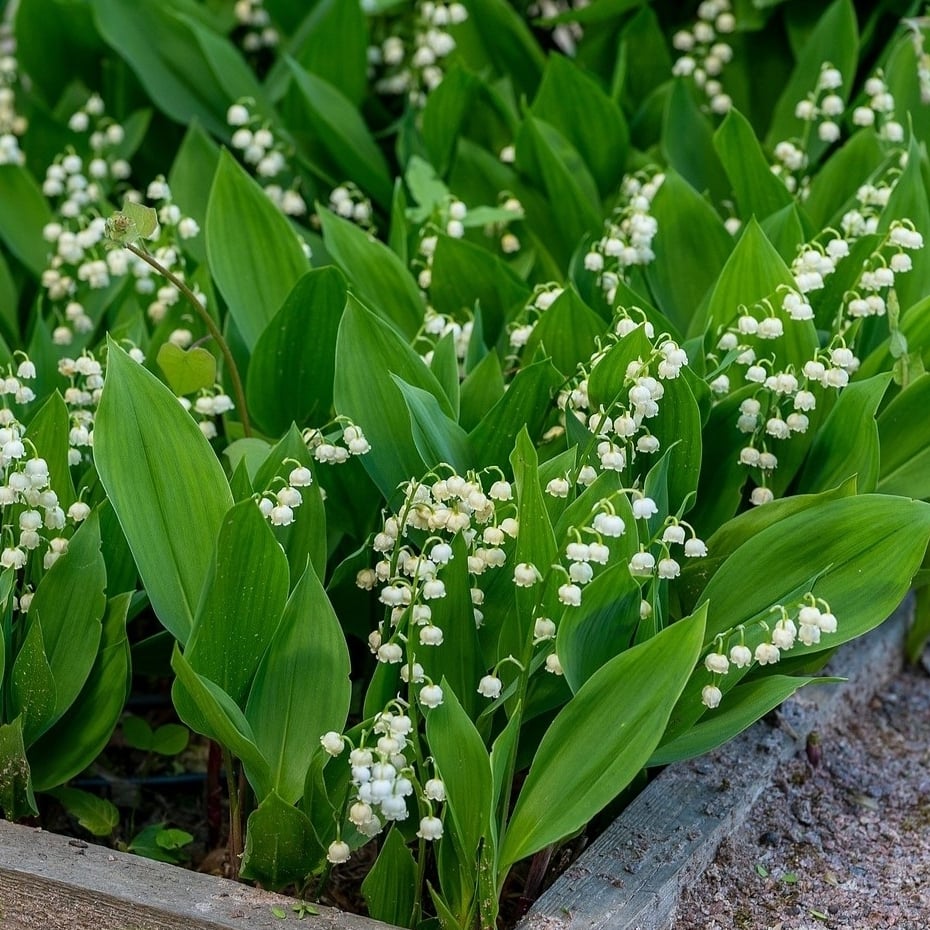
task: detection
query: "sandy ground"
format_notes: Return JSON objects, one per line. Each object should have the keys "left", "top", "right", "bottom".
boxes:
{"left": 671, "top": 657, "right": 930, "bottom": 930}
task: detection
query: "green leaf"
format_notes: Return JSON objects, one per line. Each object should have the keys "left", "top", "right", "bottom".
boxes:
{"left": 798, "top": 374, "right": 890, "bottom": 494}
{"left": 523, "top": 289, "right": 604, "bottom": 378}
{"left": 333, "top": 298, "right": 449, "bottom": 499}
{"left": 426, "top": 682, "right": 493, "bottom": 900}
{"left": 422, "top": 66, "right": 478, "bottom": 176}
{"left": 319, "top": 209, "right": 424, "bottom": 339}
{"left": 10, "top": 615, "right": 57, "bottom": 747}
{"left": 516, "top": 116, "right": 601, "bottom": 264}
{"left": 91, "top": 0, "right": 268, "bottom": 139}
{"left": 650, "top": 675, "right": 820, "bottom": 766}
{"left": 0, "top": 165, "right": 53, "bottom": 275}
{"left": 29, "top": 510, "right": 106, "bottom": 729}
{"left": 186, "top": 500, "right": 289, "bottom": 707}
{"left": 662, "top": 80, "right": 729, "bottom": 207}
{"left": 429, "top": 235, "right": 530, "bottom": 347}
{"left": 240, "top": 791, "right": 322, "bottom": 890}
{"left": 698, "top": 495, "right": 930, "bottom": 653}
{"left": 48, "top": 787, "right": 119, "bottom": 836}
{"left": 430, "top": 331, "right": 461, "bottom": 418}
{"left": 459, "top": 0, "right": 545, "bottom": 98}
{"left": 168, "top": 120, "right": 221, "bottom": 265}
{"left": 469, "top": 358, "right": 560, "bottom": 471}
{"left": 156, "top": 342, "right": 216, "bottom": 397}
{"left": 714, "top": 108, "right": 794, "bottom": 220}
{"left": 285, "top": 59, "right": 392, "bottom": 208}
{"left": 361, "top": 828, "right": 417, "bottom": 927}
{"left": 96, "top": 342, "right": 234, "bottom": 643}
{"left": 25, "top": 392, "right": 75, "bottom": 512}
{"left": 0, "top": 718, "right": 37, "bottom": 819}
{"left": 459, "top": 351, "right": 505, "bottom": 432}
{"left": 877, "top": 373, "right": 930, "bottom": 499}
{"left": 123, "top": 199, "right": 160, "bottom": 240}
{"left": 29, "top": 594, "right": 132, "bottom": 792}
{"left": 245, "top": 561, "right": 351, "bottom": 805}
{"left": 644, "top": 171, "right": 733, "bottom": 334}
{"left": 499, "top": 607, "right": 706, "bottom": 868}
{"left": 531, "top": 54, "right": 629, "bottom": 196}
{"left": 171, "top": 646, "right": 272, "bottom": 799}
{"left": 557, "top": 563, "right": 640, "bottom": 693}
{"left": 247, "top": 268, "right": 347, "bottom": 436}
{"left": 393, "top": 376, "right": 473, "bottom": 474}
{"left": 206, "top": 150, "right": 309, "bottom": 351}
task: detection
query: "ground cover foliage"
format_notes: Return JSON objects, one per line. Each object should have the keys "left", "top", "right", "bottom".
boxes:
{"left": 1, "top": 0, "right": 930, "bottom": 926}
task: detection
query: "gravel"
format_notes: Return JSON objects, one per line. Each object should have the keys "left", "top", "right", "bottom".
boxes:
{"left": 671, "top": 656, "right": 930, "bottom": 930}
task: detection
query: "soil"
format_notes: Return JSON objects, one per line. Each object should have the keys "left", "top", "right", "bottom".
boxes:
{"left": 671, "top": 655, "right": 930, "bottom": 930}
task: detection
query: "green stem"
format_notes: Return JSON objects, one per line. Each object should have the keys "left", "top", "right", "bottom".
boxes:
{"left": 222, "top": 748, "right": 243, "bottom": 880}
{"left": 125, "top": 242, "right": 252, "bottom": 438}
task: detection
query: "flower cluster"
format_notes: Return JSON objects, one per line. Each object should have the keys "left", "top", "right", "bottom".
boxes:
{"left": 560, "top": 314, "right": 688, "bottom": 476}
{"left": 507, "top": 285, "right": 565, "bottom": 353}
{"left": 233, "top": 0, "right": 279, "bottom": 54}
{"left": 254, "top": 461, "right": 314, "bottom": 527}
{"left": 584, "top": 170, "right": 664, "bottom": 303}
{"left": 227, "top": 101, "right": 308, "bottom": 218}
{"left": 179, "top": 388, "right": 235, "bottom": 442}
{"left": 849, "top": 71, "right": 904, "bottom": 143}
{"left": 324, "top": 184, "right": 375, "bottom": 232}
{"left": 319, "top": 707, "right": 447, "bottom": 863}
{"left": 671, "top": 0, "right": 736, "bottom": 114}
{"left": 367, "top": 1, "right": 467, "bottom": 108}
{"left": 525, "top": 0, "right": 590, "bottom": 57}
{"left": 0, "top": 39, "right": 26, "bottom": 166}
{"left": 303, "top": 421, "right": 371, "bottom": 465}
{"left": 700, "top": 595, "right": 839, "bottom": 708}
{"left": 415, "top": 307, "right": 474, "bottom": 370}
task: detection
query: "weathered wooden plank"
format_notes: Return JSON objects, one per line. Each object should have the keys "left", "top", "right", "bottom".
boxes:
{"left": 517, "top": 597, "right": 913, "bottom": 930}
{"left": 0, "top": 821, "right": 390, "bottom": 930}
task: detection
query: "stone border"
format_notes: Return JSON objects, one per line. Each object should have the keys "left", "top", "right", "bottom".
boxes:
{"left": 516, "top": 597, "right": 914, "bottom": 930}
{"left": 0, "top": 600, "right": 913, "bottom": 930}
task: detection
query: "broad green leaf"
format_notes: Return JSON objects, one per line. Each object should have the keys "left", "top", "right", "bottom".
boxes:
{"left": 429, "top": 235, "right": 530, "bottom": 347}
{"left": 798, "top": 374, "right": 890, "bottom": 494}
{"left": 459, "top": 0, "right": 545, "bottom": 98}
{"left": 91, "top": 0, "right": 267, "bottom": 138}
{"left": 30, "top": 594, "right": 131, "bottom": 791}
{"left": 393, "top": 376, "right": 473, "bottom": 474}
{"left": 333, "top": 298, "right": 449, "bottom": 499}
{"left": 557, "top": 563, "right": 640, "bottom": 693}
{"left": 320, "top": 209, "right": 424, "bottom": 338}
{"left": 0, "top": 250, "right": 18, "bottom": 345}
{"left": 267, "top": 0, "right": 368, "bottom": 105}
{"left": 459, "top": 351, "right": 505, "bottom": 432}
{"left": 532, "top": 54, "right": 629, "bottom": 196}
{"left": 122, "top": 716, "right": 189, "bottom": 756}
{"left": 187, "top": 500, "right": 289, "bottom": 707}
{"left": 516, "top": 116, "right": 601, "bottom": 264}
{"left": 649, "top": 675, "right": 819, "bottom": 766}
{"left": 499, "top": 606, "right": 706, "bottom": 868}
{"left": 469, "top": 358, "right": 560, "bottom": 471}
{"left": 422, "top": 66, "right": 478, "bottom": 176}
{"left": 286, "top": 59, "right": 392, "bottom": 208}
{"left": 0, "top": 718, "right": 37, "bottom": 819}
{"left": 245, "top": 562, "right": 351, "bottom": 805}
{"left": 156, "top": 343, "right": 216, "bottom": 397}
{"left": 698, "top": 495, "right": 930, "bottom": 652}
{"left": 644, "top": 171, "right": 732, "bottom": 333}
{"left": 714, "top": 108, "right": 793, "bottom": 220}
{"left": 247, "top": 267, "right": 347, "bottom": 436}
{"left": 96, "top": 342, "right": 234, "bottom": 643}
{"left": 171, "top": 646, "right": 272, "bottom": 798}
{"left": 760, "top": 202, "right": 807, "bottom": 263}
{"left": 240, "top": 791, "right": 323, "bottom": 890}
{"left": 48, "top": 787, "right": 119, "bottom": 836}
{"left": 206, "top": 150, "right": 308, "bottom": 351}
{"left": 10, "top": 616, "right": 56, "bottom": 746}
{"left": 0, "top": 165, "right": 53, "bottom": 275}
{"left": 764, "top": 0, "right": 858, "bottom": 163}
{"left": 523, "top": 289, "right": 604, "bottom": 378}
{"left": 361, "top": 828, "right": 417, "bottom": 928}
{"left": 877, "top": 373, "right": 930, "bottom": 499}
{"left": 25, "top": 392, "right": 75, "bottom": 509}
{"left": 426, "top": 682, "right": 493, "bottom": 903}
{"left": 430, "top": 331, "right": 461, "bottom": 418}
{"left": 29, "top": 510, "right": 106, "bottom": 728}
{"left": 662, "top": 80, "right": 729, "bottom": 207}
